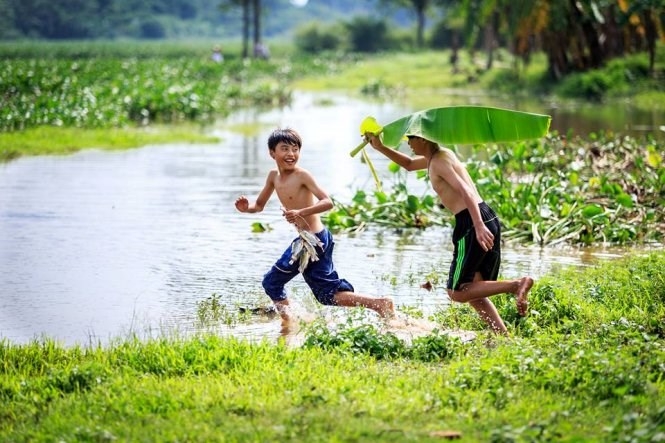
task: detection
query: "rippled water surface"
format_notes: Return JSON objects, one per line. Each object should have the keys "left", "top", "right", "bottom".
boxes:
{"left": 0, "top": 93, "right": 648, "bottom": 346}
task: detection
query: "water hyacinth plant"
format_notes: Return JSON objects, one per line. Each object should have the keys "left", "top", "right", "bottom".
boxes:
{"left": 0, "top": 58, "right": 290, "bottom": 132}
{"left": 329, "top": 131, "right": 665, "bottom": 246}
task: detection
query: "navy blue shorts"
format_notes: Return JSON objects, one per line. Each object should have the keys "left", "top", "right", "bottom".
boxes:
{"left": 447, "top": 202, "right": 501, "bottom": 290}
{"left": 262, "top": 229, "right": 354, "bottom": 306}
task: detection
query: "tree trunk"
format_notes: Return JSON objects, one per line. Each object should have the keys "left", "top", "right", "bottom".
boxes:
{"left": 642, "top": 9, "right": 657, "bottom": 76}
{"left": 542, "top": 31, "right": 569, "bottom": 80}
{"left": 416, "top": 7, "right": 425, "bottom": 48}
{"left": 252, "top": 0, "right": 261, "bottom": 56}
{"left": 569, "top": 0, "right": 604, "bottom": 69}
{"left": 242, "top": 0, "right": 250, "bottom": 59}
{"left": 450, "top": 30, "right": 460, "bottom": 73}
{"left": 484, "top": 11, "right": 499, "bottom": 71}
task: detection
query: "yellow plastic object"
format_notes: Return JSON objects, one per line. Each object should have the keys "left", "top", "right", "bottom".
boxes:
{"left": 350, "top": 116, "right": 383, "bottom": 157}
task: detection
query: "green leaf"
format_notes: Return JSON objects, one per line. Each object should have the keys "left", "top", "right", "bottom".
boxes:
{"left": 251, "top": 222, "right": 271, "bottom": 233}
{"left": 615, "top": 193, "right": 634, "bottom": 208}
{"left": 569, "top": 171, "right": 579, "bottom": 186}
{"left": 582, "top": 204, "right": 603, "bottom": 218}
{"left": 406, "top": 195, "right": 420, "bottom": 212}
{"left": 377, "top": 106, "right": 551, "bottom": 148}
{"left": 646, "top": 146, "right": 662, "bottom": 168}
{"left": 388, "top": 161, "right": 401, "bottom": 174}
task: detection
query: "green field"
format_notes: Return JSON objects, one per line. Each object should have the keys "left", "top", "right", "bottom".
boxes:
{"left": 1, "top": 251, "right": 664, "bottom": 442}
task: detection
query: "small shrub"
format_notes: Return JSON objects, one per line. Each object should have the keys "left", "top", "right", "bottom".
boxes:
{"left": 294, "top": 22, "right": 343, "bottom": 54}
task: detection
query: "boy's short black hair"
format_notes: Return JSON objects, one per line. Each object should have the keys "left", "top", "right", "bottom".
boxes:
{"left": 268, "top": 127, "right": 302, "bottom": 150}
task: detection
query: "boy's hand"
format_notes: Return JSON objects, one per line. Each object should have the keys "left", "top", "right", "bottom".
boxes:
{"left": 282, "top": 208, "right": 301, "bottom": 225}
{"left": 365, "top": 133, "right": 381, "bottom": 149}
{"left": 475, "top": 225, "right": 495, "bottom": 252}
{"left": 235, "top": 196, "right": 249, "bottom": 212}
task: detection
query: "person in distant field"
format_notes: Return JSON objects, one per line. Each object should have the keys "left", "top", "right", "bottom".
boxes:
{"left": 254, "top": 42, "right": 270, "bottom": 60}
{"left": 235, "top": 127, "right": 395, "bottom": 327}
{"left": 366, "top": 132, "right": 533, "bottom": 335}
{"left": 211, "top": 45, "right": 224, "bottom": 63}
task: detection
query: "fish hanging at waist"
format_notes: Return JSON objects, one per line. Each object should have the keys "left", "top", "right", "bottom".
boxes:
{"left": 289, "top": 230, "right": 324, "bottom": 273}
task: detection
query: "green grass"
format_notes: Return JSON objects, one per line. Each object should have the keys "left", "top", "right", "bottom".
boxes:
{"left": 1, "top": 251, "right": 664, "bottom": 442}
{"left": 295, "top": 45, "right": 664, "bottom": 112}
{"left": 0, "top": 125, "right": 219, "bottom": 161}
{"left": 293, "top": 50, "right": 491, "bottom": 110}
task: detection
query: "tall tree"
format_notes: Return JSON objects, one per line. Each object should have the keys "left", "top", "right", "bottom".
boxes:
{"left": 219, "top": 0, "right": 264, "bottom": 58}
{"left": 620, "top": 0, "right": 665, "bottom": 76}
{"left": 379, "top": 0, "right": 435, "bottom": 48}
{"left": 220, "top": 0, "right": 251, "bottom": 58}
{"left": 252, "top": 0, "right": 261, "bottom": 51}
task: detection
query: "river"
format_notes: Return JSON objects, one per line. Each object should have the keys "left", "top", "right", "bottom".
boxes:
{"left": 0, "top": 92, "right": 655, "bottom": 346}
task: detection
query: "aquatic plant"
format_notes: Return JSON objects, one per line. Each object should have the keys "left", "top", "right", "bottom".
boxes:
{"left": 327, "top": 132, "right": 665, "bottom": 246}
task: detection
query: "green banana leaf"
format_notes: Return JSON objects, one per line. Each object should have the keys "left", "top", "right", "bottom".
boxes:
{"left": 351, "top": 106, "right": 551, "bottom": 156}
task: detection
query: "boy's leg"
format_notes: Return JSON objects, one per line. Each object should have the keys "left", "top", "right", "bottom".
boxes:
{"left": 273, "top": 299, "right": 291, "bottom": 323}
{"left": 457, "top": 272, "right": 507, "bottom": 334}
{"left": 262, "top": 238, "right": 303, "bottom": 323}
{"left": 448, "top": 275, "right": 533, "bottom": 316}
{"left": 468, "top": 298, "right": 507, "bottom": 334}
{"left": 332, "top": 291, "right": 395, "bottom": 318}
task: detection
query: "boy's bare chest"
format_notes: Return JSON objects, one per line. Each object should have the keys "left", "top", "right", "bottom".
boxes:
{"left": 274, "top": 176, "right": 306, "bottom": 207}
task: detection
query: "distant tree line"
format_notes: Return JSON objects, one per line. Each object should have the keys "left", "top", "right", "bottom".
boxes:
{"left": 1, "top": 0, "right": 663, "bottom": 79}
{"left": 447, "top": 0, "right": 665, "bottom": 79}
{"left": 0, "top": 0, "right": 218, "bottom": 39}
{"left": 0, "top": 0, "right": 374, "bottom": 40}
{"left": 296, "top": 0, "right": 664, "bottom": 80}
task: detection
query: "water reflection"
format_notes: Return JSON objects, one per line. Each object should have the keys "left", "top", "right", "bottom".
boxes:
{"left": 0, "top": 93, "right": 658, "bottom": 346}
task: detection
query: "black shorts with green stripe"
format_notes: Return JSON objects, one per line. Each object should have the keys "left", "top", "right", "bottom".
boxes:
{"left": 447, "top": 202, "right": 501, "bottom": 291}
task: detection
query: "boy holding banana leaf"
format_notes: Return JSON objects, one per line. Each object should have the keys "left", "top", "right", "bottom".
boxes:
{"left": 235, "top": 127, "right": 395, "bottom": 327}
{"left": 366, "top": 132, "right": 532, "bottom": 334}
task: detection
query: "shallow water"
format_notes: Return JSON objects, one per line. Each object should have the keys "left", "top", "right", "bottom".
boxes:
{"left": 0, "top": 93, "right": 654, "bottom": 346}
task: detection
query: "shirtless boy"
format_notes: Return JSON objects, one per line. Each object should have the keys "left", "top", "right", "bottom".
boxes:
{"left": 366, "top": 133, "right": 532, "bottom": 334}
{"left": 235, "top": 128, "right": 395, "bottom": 325}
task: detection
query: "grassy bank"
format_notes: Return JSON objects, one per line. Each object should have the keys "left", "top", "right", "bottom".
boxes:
{"left": 0, "top": 125, "right": 219, "bottom": 161}
{"left": 2, "top": 251, "right": 664, "bottom": 442}
{"left": 294, "top": 46, "right": 665, "bottom": 111}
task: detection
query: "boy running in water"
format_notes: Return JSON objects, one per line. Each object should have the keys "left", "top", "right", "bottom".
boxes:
{"left": 236, "top": 128, "right": 395, "bottom": 327}
{"left": 366, "top": 133, "right": 532, "bottom": 334}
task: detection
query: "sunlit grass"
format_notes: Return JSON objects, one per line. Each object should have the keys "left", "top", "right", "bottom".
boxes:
{"left": 294, "top": 45, "right": 664, "bottom": 113}
{"left": 0, "top": 125, "right": 219, "bottom": 161}
{"left": 1, "top": 251, "right": 663, "bottom": 442}
{"left": 634, "top": 90, "right": 665, "bottom": 112}
{"left": 293, "top": 50, "right": 474, "bottom": 93}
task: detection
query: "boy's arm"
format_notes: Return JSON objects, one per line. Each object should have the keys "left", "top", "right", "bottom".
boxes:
{"left": 366, "top": 134, "right": 427, "bottom": 171}
{"left": 235, "top": 171, "right": 276, "bottom": 213}
{"left": 303, "top": 175, "right": 333, "bottom": 216}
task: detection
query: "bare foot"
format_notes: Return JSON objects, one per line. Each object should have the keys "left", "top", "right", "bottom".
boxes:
{"left": 515, "top": 277, "right": 533, "bottom": 316}
{"left": 375, "top": 298, "right": 395, "bottom": 319}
